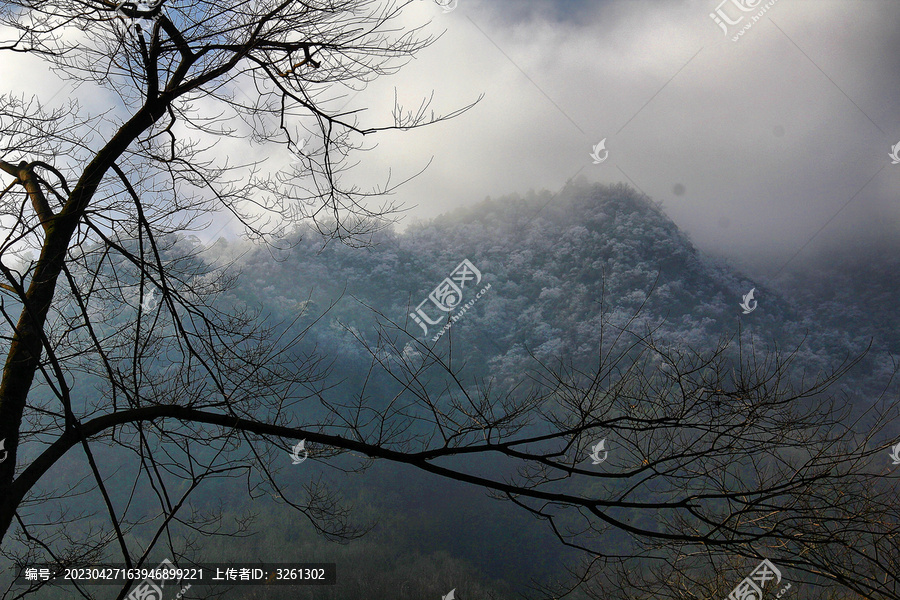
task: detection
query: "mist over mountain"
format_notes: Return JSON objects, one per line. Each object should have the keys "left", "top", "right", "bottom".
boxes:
{"left": 217, "top": 179, "right": 894, "bottom": 399}
{"left": 9, "top": 181, "right": 896, "bottom": 599}
{"left": 200, "top": 182, "right": 900, "bottom": 595}
{"left": 6, "top": 1, "right": 899, "bottom": 597}
{"left": 776, "top": 246, "right": 900, "bottom": 356}
{"left": 185, "top": 180, "right": 900, "bottom": 597}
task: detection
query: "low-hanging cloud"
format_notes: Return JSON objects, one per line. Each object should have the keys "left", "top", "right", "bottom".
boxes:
{"left": 345, "top": 0, "right": 900, "bottom": 278}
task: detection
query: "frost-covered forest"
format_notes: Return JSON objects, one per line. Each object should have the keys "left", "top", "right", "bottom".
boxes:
{"left": 218, "top": 179, "right": 897, "bottom": 392}
{"left": 3, "top": 1, "right": 900, "bottom": 598}
{"left": 10, "top": 180, "right": 897, "bottom": 599}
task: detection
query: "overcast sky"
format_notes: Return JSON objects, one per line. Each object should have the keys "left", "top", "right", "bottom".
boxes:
{"left": 3, "top": 0, "right": 898, "bottom": 280}
{"left": 346, "top": 0, "right": 900, "bottom": 278}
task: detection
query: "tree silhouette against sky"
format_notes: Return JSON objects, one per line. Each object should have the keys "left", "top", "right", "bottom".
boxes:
{"left": 0, "top": 1, "right": 899, "bottom": 598}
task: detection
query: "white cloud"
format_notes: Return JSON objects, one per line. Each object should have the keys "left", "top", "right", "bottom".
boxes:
{"left": 5, "top": 0, "right": 899, "bottom": 276}
{"left": 342, "top": 0, "right": 900, "bottom": 276}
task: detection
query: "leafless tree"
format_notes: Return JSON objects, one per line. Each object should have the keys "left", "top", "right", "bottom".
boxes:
{"left": 1, "top": 1, "right": 899, "bottom": 599}
{"left": 357, "top": 315, "right": 900, "bottom": 600}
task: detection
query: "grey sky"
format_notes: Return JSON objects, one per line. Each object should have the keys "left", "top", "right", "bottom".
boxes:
{"left": 3, "top": 0, "right": 898, "bottom": 280}
{"left": 347, "top": 0, "right": 900, "bottom": 277}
